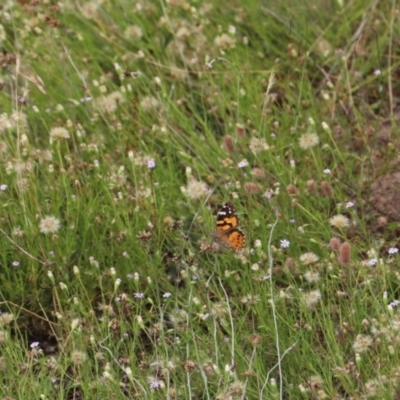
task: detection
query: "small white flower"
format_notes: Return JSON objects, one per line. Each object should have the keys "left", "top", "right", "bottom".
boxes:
{"left": 148, "top": 377, "right": 164, "bottom": 390}
{"left": 388, "top": 247, "right": 399, "bottom": 255}
{"left": 323, "top": 168, "right": 331, "bottom": 174}
{"left": 0, "top": 184, "right": 7, "bottom": 191}
{"left": 299, "top": 133, "right": 319, "bottom": 149}
{"left": 300, "top": 252, "right": 319, "bottom": 265}
{"left": 321, "top": 121, "right": 330, "bottom": 131}
{"left": 39, "top": 216, "right": 61, "bottom": 234}
{"left": 49, "top": 126, "right": 70, "bottom": 144}
{"left": 237, "top": 159, "right": 248, "bottom": 168}
{"left": 263, "top": 189, "right": 274, "bottom": 199}
{"left": 249, "top": 137, "right": 269, "bottom": 153}
{"left": 353, "top": 334, "right": 373, "bottom": 353}
{"left": 185, "top": 178, "right": 209, "bottom": 199}
{"left": 280, "top": 239, "right": 290, "bottom": 248}
{"left": 304, "top": 270, "right": 320, "bottom": 283}
{"left": 329, "top": 214, "right": 350, "bottom": 229}
{"left": 147, "top": 159, "right": 156, "bottom": 169}
{"left": 390, "top": 300, "right": 400, "bottom": 308}
{"left": 368, "top": 258, "right": 378, "bottom": 266}
{"left": 251, "top": 263, "right": 260, "bottom": 271}
{"left": 302, "top": 289, "right": 321, "bottom": 308}
{"left": 345, "top": 202, "right": 354, "bottom": 208}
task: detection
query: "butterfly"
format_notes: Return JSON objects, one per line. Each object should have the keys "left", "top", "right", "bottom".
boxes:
{"left": 214, "top": 202, "right": 245, "bottom": 252}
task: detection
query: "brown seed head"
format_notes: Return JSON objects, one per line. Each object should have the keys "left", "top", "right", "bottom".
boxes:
{"left": 183, "top": 359, "right": 197, "bottom": 373}
{"left": 338, "top": 242, "right": 351, "bottom": 265}
{"left": 251, "top": 168, "right": 266, "bottom": 179}
{"left": 235, "top": 123, "right": 246, "bottom": 136}
{"left": 244, "top": 182, "right": 261, "bottom": 194}
{"left": 329, "top": 237, "right": 341, "bottom": 251}
{"left": 248, "top": 334, "right": 262, "bottom": 346}
{"left": 320, "top": 181, "right": 333, "bottom": 198}
{"left": 306, "top": 179, "right": 317, "bottom": 191}
{"left": 201, "top": 362, "right": 215, "bottom": 377}
{"left": 223, "top": 135, "right": 235, "bottom": 153}
{"left": 376, "top": 216, "right": 388, "bottom": 228}
{"left": 287, "top": 184, "right": 298, "bottom": 195}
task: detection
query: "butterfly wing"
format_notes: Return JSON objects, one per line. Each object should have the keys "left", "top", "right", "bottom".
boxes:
{"left": 215, "top": 202, "right": 245, "bottom": 252}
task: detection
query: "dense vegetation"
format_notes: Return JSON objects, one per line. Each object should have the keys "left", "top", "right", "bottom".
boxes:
{"left": 0, "top": 1, "right": 399, "bottom": 398}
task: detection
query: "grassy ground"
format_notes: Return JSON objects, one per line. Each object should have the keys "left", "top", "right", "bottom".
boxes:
{"left": 0, "top": 0, "right": 399, "bottom": 398}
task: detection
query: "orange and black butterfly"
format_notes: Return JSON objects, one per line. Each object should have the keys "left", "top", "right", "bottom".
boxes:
{"left": 214, "top": 202, "right": 245, "bottom": 252}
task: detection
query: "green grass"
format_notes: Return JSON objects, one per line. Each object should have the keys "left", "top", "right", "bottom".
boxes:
{"left": 0, "top": 0, "right": 400, "bottom": 398}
